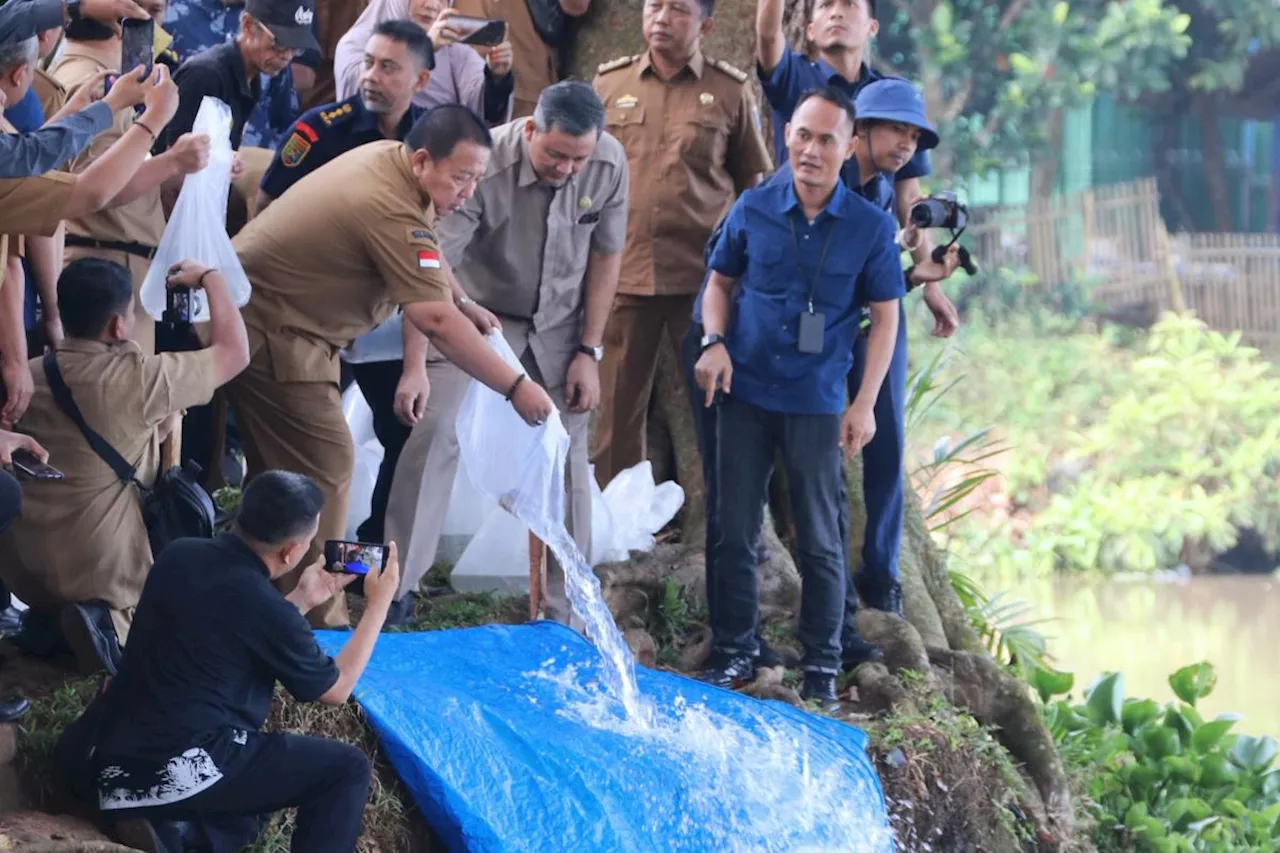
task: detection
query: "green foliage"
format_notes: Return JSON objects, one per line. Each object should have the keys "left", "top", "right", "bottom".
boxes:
{"left": 1166, "top": 0, "right": 1280, "bottom": 93}
{"left": 1044, "top": 662, "right": 1280, "bottom": 851}
{"left": 877, "top": 0, "right": 1192, "bottom": 175}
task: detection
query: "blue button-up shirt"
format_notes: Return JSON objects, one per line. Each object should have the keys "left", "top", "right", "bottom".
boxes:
{"left": 757, "top": 43, "right": 930, "bottom": 184}
{"left": 259, "top": 95, "right": 426, "bottom": 199}
{"left": 707, "top": 177, "right": 903, "bottom": 415}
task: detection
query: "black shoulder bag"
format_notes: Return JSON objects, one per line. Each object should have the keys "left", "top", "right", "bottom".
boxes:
{"left": 42, "top": 352, "right": 216, "bottom": 558}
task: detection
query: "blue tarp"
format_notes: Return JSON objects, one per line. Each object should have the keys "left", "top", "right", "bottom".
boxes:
{"left": 316, "top": 623, "right": 892, "bottom": 853}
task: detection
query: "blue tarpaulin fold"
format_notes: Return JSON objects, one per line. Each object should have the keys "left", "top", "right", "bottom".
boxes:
{"left": 316, "top": 623, "right": 891, "bottom": 853}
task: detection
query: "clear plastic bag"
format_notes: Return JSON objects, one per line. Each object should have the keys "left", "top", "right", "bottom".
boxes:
{"left": 342, "top": 385, "right": 384, "bottom": 540}
{"left": 140, "top": 97, "right": 252, "bottom": 322}
{"left": 596, "top": 462, "right": 685, "bottom": 561}
{"left": 341, "top": 314, "right": 404, "bottom": 364}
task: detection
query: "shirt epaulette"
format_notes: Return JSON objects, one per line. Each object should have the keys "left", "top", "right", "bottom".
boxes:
{"left": 708, "top": 58, "right": 748, "bottom": 84}
{"left": 597, "top": 55, "right": 639, "bottom": 75}
{"left": 316, "top": 101, "right": 356, "bottom": 128}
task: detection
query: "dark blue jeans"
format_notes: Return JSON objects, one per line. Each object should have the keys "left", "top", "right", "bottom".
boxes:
{"left": 709, "top": 396, "right": 847, "bottom": 673}
{"left": 841, "top": 303, "right": 907, "bottom": 631}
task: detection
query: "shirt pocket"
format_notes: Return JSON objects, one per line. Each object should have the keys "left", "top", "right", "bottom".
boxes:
{"left": 605, "top": 106, "right": 646, "bottom": 148}
{"left": 679, "top": 114, "right": 728, "bottom": 165}
{"left": 746, "top": 242, "right": 791, "bottom": 297}
{"left": 813, "top": 253, "right": 864, "bottom": 315}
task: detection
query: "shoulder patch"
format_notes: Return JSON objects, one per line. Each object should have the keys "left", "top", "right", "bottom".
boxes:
{"left": 280, "top": 132, "right": 312, "bottom": 168}
{"left": 708, "top": 58, "right": 748, "bottom": 84}
{"left": 597, "top": 54, "right": 639, "bottom": 75}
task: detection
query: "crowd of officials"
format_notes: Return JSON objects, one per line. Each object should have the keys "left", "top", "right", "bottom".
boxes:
{"left": 0, "top": 0, "right": 961, "bottom": 849}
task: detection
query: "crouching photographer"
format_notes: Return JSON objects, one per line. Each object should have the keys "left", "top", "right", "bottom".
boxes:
{"left": 55, "top": 471, "right": 402, "bottom": 853}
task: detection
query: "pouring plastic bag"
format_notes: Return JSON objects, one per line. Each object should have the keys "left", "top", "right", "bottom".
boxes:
{"left": 140, "top": 97, "right": 252, "bottom": 322}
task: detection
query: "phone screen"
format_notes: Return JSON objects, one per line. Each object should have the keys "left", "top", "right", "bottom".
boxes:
{"left": 323, "top": 540, "right": 388, "bottom": 576}
{"left": 120, "top": 18, "right": 155, "bottom": 78}
{"left": 12, "top": 449, "right": 63, "bottom": 481}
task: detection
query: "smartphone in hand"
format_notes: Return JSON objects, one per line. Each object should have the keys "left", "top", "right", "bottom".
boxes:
{"left": 323, "top": 540, "right": 388, "bottom": 576}
{"left": 120, "top": 18, "right": 156, "bottom": 79}
{"left": 453, "top": 16, "right": 506, "bottom": 46}
{"left": 12, "top": 449, "right": 63, "bottom": 480}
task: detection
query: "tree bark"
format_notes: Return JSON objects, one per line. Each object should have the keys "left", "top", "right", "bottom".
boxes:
{"left": 1194, "top": 93, "right": 1234, "bottom": 232}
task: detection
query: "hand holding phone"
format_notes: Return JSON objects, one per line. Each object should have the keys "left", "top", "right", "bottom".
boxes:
{"left": 450, "top": 15, "right": 506, "bottom": 46}
{"left": 324, "top": 540, "right": 389, "bottom": 576}
{"left": 12, "top": 448, "right": 63, "bottom": 480}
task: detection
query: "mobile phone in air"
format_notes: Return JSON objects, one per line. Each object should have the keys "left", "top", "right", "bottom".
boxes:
{"left": 323, "top": 540, "right": 389, "bottom": 576}
{"left": 12, "top": 449, "right": 63, "bottom": 481}
{"left": 454, "top": 16, "right": 506, "bottom": 46}
{"left": 120, "top": 18, "right": 155, "bottom": 79}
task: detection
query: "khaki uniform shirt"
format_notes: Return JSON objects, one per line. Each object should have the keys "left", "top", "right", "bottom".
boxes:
{"left": 438, "top": 118, "right": 629, "bottom": 384}
{"left": 232, "top": 140, "right": 452, "bottom": 384}
{"left": 53, "top": 42, "right": 166, "bottom": 248}
{"left": 0, "top": 112, "right": 73, "bottom": 267}
{"left": 452, "top": 0, "right": 557, "bottom": 118}
{"left": 594, "top": 51, "right": 772, "bottom": 297}
{"left": 0, "top": 341, "right": 216, "bottom": 613}
{"left": 32, "top": 67, "right": 67, "bottom": 120}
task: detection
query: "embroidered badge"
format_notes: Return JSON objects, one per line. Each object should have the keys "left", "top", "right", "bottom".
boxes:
{"left": 279, "top": 132, "right": 311, "bottom": 167}
{"left": 409, "top": 229, "right": 431, "bottom": 240}
{"left": 614, "top": 95, "right": 638, "bottom": 109}
{"left": 418, "top": 250, "right": 441, "bottom": 269}
{"left": 699, "top": 92, "right": 714, "bottom": 105}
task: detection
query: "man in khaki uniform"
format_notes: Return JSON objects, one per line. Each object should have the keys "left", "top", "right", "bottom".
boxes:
{"left": 53, "top": 19, "right": 210, "bottom": 356}
{"left": 589, "top": 0, "right": 770, "bottom": 488}
{"left": 0, "top": 256, "right": 248, "bottom": 671}
{"left": 228, "top": 106, "right": 554, "bottom": 629}
{"left": 385, "top": 81, "right": 627, "bottom": 626}
{"left": 451, "top": 0, "right": 590, "bottom": 118}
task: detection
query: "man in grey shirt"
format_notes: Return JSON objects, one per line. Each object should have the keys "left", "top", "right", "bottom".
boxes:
{"left": 384, "top": 81, "right": 628, "bottom": 627}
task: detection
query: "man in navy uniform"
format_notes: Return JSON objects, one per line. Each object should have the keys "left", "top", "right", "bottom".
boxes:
{"left": 255, "top": 17, "right": 438, "bottom": 544}
{"left": 693, "top": 87, "right": 903, "bottom": 709}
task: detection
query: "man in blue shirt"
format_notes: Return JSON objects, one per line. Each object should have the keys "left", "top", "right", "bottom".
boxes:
{"left": 256, "top": 17, "right": 434, "bottom": 545}
{"left": 755, "top": 0, "right": 959, "bottom": 339}
{"left": 693, "top": 87, "right": 902, "bottom": 708}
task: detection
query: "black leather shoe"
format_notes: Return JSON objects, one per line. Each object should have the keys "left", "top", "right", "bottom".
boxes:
{"left": 854, "top": 575, "right": 904, "bottom": 617}
{"left": 841, "top": 632, "right": 886, "bottom": 671}
{"left": 0, "top": 695, "right": 30, "bottom": 723}
{"left": 800, "top": 672, "right": 840, "bottom": 713}
{"left": 60, "top": 601, "right": 123, "bottom": 676}
{"left": 699, "top": 652, "right": 756, "bottom": 690}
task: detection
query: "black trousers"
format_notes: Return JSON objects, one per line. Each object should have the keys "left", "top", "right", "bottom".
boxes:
{"left": 0, "top": 470, "right": 20, "bottom": 610}
{"left": 345, "top": 359, "right": 412, "bottom": 542}
{"left": 121, "top": 733, "right": 371, "bottom": 853}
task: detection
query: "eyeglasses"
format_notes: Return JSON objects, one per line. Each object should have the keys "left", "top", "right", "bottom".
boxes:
{"left": 252, "top": 18, "right": 303, "bottom": 56}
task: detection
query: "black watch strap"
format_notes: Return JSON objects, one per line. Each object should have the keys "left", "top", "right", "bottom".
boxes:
{"left": 700, "top": 333, "right": 726, "bottom": 352}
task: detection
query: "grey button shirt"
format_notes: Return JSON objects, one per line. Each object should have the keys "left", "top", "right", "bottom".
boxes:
{"left": 438, "top": 118, "right": 629, "bottom": 384}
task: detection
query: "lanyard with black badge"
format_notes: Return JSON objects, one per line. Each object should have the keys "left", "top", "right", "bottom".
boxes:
{"left": 789, "top": 216, "right": 835, "bottom": 354}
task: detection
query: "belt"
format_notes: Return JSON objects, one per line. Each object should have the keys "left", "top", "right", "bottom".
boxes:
{"left": 64, "top": 235, "right": 156, "bottom": 260}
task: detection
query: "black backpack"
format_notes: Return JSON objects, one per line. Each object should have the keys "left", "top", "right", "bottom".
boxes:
{"left": 42, "top": 352, "right": 216, "bottom": 558}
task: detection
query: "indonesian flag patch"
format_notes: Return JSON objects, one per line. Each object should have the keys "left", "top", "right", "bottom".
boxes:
{"left": 418, "top": 250, "right": 441, "bottom": 269}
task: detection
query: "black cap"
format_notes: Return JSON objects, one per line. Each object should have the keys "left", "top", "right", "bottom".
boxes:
{"left": 244, "top": 0, "right": 321, "bottom": 53}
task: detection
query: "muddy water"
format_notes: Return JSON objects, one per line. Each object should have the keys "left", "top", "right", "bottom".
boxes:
{"left": 999, "top": 574, "right": 1280, "bottom": 738}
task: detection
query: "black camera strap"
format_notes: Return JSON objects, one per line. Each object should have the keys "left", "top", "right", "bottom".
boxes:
{"left": 788, "top": 217, "right": 836, "bottom": 314}
{"left": 42, "top": 352, "right": 143, "bottom": 490}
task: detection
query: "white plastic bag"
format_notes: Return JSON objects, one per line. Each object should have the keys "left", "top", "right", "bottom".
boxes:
{"left": 141, "top": 97, "right": 252, "bottom": 322}
{"left": 342, "top": 385, "right": 384, "bottom": 540}
{"left": 595, "top": 461, "right": 685, "bottom": 561}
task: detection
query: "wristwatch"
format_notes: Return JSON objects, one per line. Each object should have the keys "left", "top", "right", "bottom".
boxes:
{"left": 578, "top": 344, "right": 603, "bottom": 362}
{"left": 700, "top": 333, "right": 726, "bottom": 352}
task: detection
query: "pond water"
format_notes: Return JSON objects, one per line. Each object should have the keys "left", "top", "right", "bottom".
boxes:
{"left": 997, "top": 574, "right": 1280, "bottom": 739}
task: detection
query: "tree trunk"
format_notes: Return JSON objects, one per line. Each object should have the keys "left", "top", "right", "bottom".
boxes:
{"left": 1195, "top": 93, "right": 1234, "bottom": 232}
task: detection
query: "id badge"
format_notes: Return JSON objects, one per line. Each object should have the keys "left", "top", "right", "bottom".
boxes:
{"left": 797, "top": 310, "right": 826, "bottom": 354}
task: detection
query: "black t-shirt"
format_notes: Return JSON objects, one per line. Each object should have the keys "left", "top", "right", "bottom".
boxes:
{"left": 154, "top": 42, "right": 262, "bottom": 153}
{"left": 94, "top": 533, "right": 338, "bottom": 766}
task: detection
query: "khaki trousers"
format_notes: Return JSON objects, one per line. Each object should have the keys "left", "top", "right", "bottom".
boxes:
{"left": 224, "top": 345, "right": 353, "bottom": 628}
{"left": 590, "top": 293, "right": 695, "bottom": 488}
{"left": 62, "top": 246, "right": 155, "bottom": 356}
{"left": 385, "top": 342, "right": 590, "bottom": 624}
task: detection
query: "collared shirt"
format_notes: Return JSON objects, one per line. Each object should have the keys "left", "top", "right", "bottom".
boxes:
{"left": 91, "top": 532, "right": 339, "bottom": 809}
{"left": 233, "top": 140, "right": 452, "bottom": 384}
{"left": 31, "top": 67, "right": 67, "bottom": 119}
{"left": 438, "top": 118, "right": 629, "bottom": 384}
{"left": 155, "top": 41, "right": 262, "bottom": 153}
{"left": 758, "top": 42, "right": 929, "bottom": 185}
{"left": 54, "top": 40, "right": 167, "bottom": 247}
{"left": 594, "top": 50, "right": 772, "bottom": 297}
{"left": 707, "top": 178, "right": 903, "bottom": 415}
{"left": 0, "top": 99, "right": 112, "bottom": 178}
{"left": 453, "top": 0, "right": 558, "bottom": 118}
{"left": 259, "top": 94, "right": 425, "bottom": 200}
{"left": 0, "top": 340, "right": 216, "bottom": 619}
{"left": 0, "top": 170, "right": 75, "bottom": 268}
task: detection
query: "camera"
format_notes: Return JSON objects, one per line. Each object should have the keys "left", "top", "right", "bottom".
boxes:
{"left": 910, "top": 192, "right": 968, "bottom": 231}
{"left": 163, "top": 285, "right": 194, "bottom": 324}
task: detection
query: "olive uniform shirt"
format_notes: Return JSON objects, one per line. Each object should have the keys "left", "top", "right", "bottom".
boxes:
{"left": 437, "top": 118, "right": 629, "bottom": 385}
{"left": 54, "top": 41, "right": 167, "bottom": 250}
{"left": 594, "top": 51, "right": 771, "bottom": 297}
{"left": 0, "top": 342, "right": 217, "bottom": 623}
{"left": 0, "top": 111, "right": 75, "bottom": 268}
{"left": 452, "top": 0, "right": 557, "bottom": 118}
{"left": 232, "top": 140, "right": 453, "bottom": 383}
